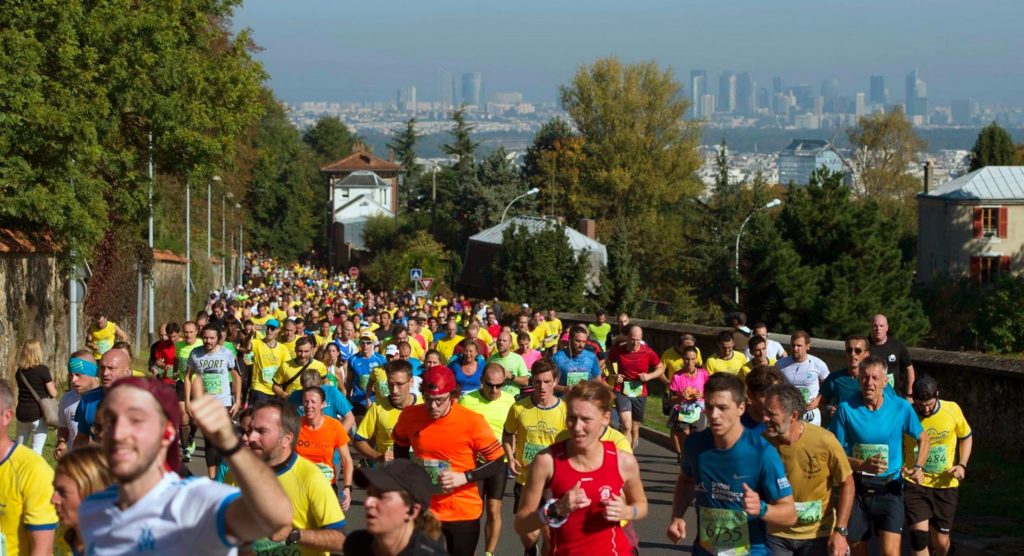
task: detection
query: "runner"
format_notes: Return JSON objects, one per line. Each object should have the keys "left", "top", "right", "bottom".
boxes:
{"left": 240, "top": 318, "right": 290, "bottom": 407}
{"left": 279, "top": 319, "right": 300, "bottom": 359}
{"left": 347, "top": 332, "right": 388, "bottom": 415}
{"left": 821, "top": 335, "right": 884, "bottom": 417}
{"left": 333, "top": 320, "right": 358, "bottom": 364}
{"left": 503, "top": 358, "right": 568, "bottom": 555}
{"left": 868, "top": 314, "right": 916, "bottom": 398}
{"left": 273, "top": 336, "right": 328, "bottom": 399}
{"left": 460, "top": 363, "right": 516, "bottom": 556}
{"left": 435, "top": 320, "right": 463, "bottom": 363}
{"left": 828, "top": 355, "right": 930, "bottom": 556}
{"left": 74, "top": 348, "right": 133, "bottom": 448}
{"left": 149, "top": 322, "right": 180, "bottom": 383}
{"left": 666, "top": 345, "right": 709, "bottom": 462}
{"left": 608, "top": 324, "right": 664, "bottom": 449}
{"left": 56, "top": 351, "right": 98, "bottom": 458}
{"left": 741, "top": 335, "right": 777, "bottom": 378}
{"left": 587, "top": 310, "right": 612, "bottom": 351}
{"left": 903, "top": 376, "right": 972, "bottom": 556}
{"left": 51, "top": 445, "right": 113, "bottom": 556}
{"left": 777, "top": 331, "right": 830, "bottom": 425}
{"left": 488, "top": 330, "right": 531, "bottom": 397}
{"left": 174, "top": 321, "right": 203, "bottom": 460}
{"left": 296, "top": 386, "right": 355, "bottom": 509}
{"left": 543, "top": 309, "right": 563, "bottom": 354}
{"left": 742, "top": 365, "right": 785, "bottom": 431}
{"left": 186, "top": 324, "right": 243, "bottom": 478}
{"left": 705, "top": 330, "right": 749, "bottom": 376}
{"left": 288, "top": 370, "right": 356, "bottom": 431}
{"left": 234, "top": 397, "right": 347, "bottom": 555}
{"left": 392, "top": 366, "right": 506, "bottom": 556}
{"left": 0, "top": 380, "right": 58, "bottom": 555}
{"left": 86, "top": 313, "right": 128, "bottom": 360}
{"left": 449, "top": 338, "right": 486, "bottom": 394}
{"left": 552, "top": 325, "right": 602, "bottom": 394}
{"left": 78, "top": 378, "right": 293, "bottom": 554}
{"left": 661, "top": 333, "right": 704, "bottom": 380}
{"left": 746, "top": 322, "right": 788, "bottom": 360}
{"left": 353, "top": 360, "right": 419, "bottom": 464}
{"left": 763, "top": 384, "right": 855, "bottom": 556}
{"left": 514, "top": 381, "right": 648, "bottom": 556}
{"left": 666, "top": 373, "right": 797, "bottom": 555}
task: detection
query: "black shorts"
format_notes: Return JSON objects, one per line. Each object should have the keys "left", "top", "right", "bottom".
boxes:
{"left": 441, "top": 519, "right": 480, "bottom": 556}
{"left": 848, "top": 475, "right": 904, "bottom": 541}
{"left": 614, "top": 392, "right": 646, "bottom": 422}
{"left": 478, "top": 462, "right": 508, "bottom": 501}
{"left": 175, "top": 380, "right": 186, "bottom": 402}
{"left": 766, "top": 535, "right": 828, "bottom": 556}
{"left": 904, "top": 482, "right": 959, "bottom": 533}
{"left": 668, "top": 408, "right": 708, "bottom": 433}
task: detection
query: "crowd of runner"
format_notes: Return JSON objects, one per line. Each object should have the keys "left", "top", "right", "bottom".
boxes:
{"left": 1, "top": 254, "right": 973, "bottom": 556}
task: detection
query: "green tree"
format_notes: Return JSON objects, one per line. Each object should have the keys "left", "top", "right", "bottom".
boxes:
{"left": 968, "top": 122, "right": 1016, "bottom": 171}
{"left": 303, "top": 116, "right": 359, "bottom": 164}
{"left": 437, "top": 109, "right": 484, "bottom": 243}
{"left": 493, "top": 222, "right": 587, "bottom": 310}
{"left": 363, "top": 231, "right": 451, "bottom": 291}
{"left": 848, "top": 107, "right": 927, "bottom": 199}
{"left": 714, "top": 137, "right": 732, "bottom": 193}
{"left": 523, "top": 118, "right": 588, "bottom": 220}
{"left": 595, "top": 218, "right": 642, "bottom": 316}
{"left": 970, "top": 276, "right": 1024, "bottom": 354}
{"left": 475, "top": 147, "right": 530, "bottom": 226}
{"left": 387, "top": 118, "right": 422, "bottom": 214}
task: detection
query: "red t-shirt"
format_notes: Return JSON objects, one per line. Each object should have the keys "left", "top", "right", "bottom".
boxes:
{"left": 150, "top": 339, "right": 177, "bottom": 384}
{"left": 609, "top": 345, "right": 660, "bottom": 396}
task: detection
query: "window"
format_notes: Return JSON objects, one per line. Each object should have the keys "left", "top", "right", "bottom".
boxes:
{"left": 970, "top": 255, "right": 1010, "bottom": 284}
{"left": 982, "top": 208, "right": 999, "bottom": 236}
{"left": 973, "top": 206, "right": 1008, "bottom": 239}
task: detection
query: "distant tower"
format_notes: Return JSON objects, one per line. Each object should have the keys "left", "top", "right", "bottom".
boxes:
{"left": 905, "top": 68, "right": 927, "bottom": 118}
{"left": 439, "top": 69, "right": 455, "bottom": 108}
{"left": 772, "top": 76, "right": 783, "bottom": 94}
{"left": 690, "top": 70, "right": 707, "bottom": 118}
{"left": 736, "top": 72, "right": 755, "bottom": 115}
{"left": 869, "top": 75, "right": 886, "bottom": 105}
{"left": 461, "top": 72, "right": 484, "bottom": 108}
{"left": 718, "top": 71, "right": 736, "bottom": 113}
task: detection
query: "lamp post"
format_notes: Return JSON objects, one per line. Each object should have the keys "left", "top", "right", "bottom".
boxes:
{"left": 734, "top": 198, "right": 782, "bottom": 305}
{"left": 501, "top": 187, "right": 540, "bottom": 223}
{"left": 222, "top": 190, "right": 232, "bottom": 289}
{"left": 208, "top": 175, "right": 220, "bottom": 262}
{"left": 185, "top": 181, "right": 191, "bottom": 320}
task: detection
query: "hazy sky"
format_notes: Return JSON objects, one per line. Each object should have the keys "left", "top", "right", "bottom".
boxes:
{"left": 232, "top": 0, "right": 1024, "bottom": 106}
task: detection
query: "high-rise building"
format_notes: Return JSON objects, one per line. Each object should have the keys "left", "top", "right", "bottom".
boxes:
{"left": 439, "top": 69, "right": 455, "bottom": 108}
{"left": 690, "top": 70, "right": 708, "bottom": 118}
{"left": 701, "top": 94, "right": 716, "bottom": 119}
{"left": 397, "top": 86, "right": 416, "bottom": 113}
{"left": 736, "top": 72, "right": 755, "bottom": 115}
{"left": 757, "top": 87, "right": 770, "bottom": 112}
{"left": 461, "top": 72, "right": 484, "bottom": 108}
{"left": 718, "top": 71, "right": 736, "bottom": 113}
{"left": 950, "top": 98, "right": 976, "bottom": 125}
{"left": 869, "top": 75, "right": 887, "bottom": 105}
{"left": 855, "top": 93, "right": 866, "bottom": 117}
{"left": 820, "top": 78, "right": 840, "bottom": 112}
{"left": 772, "top": 76, "right": 783, "bottom": 95}
{"left": 905, "top": 68, "right": 927, "bottom": 118}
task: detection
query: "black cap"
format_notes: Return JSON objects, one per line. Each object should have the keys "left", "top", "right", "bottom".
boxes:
{"left": 912, "top": 375, "right": 939, "bottom": 399}
{"left": 354, "top": 460, "right": 433, "bottom": 508}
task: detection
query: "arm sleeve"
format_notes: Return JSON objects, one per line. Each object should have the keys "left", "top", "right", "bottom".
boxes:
{"left": 828, "top": 405, "right": 849, "bottom": 453}
{"left": 503, "top": 404, "right": 520, "bottom": 435}
{"left": 335, "top": 422, "right": 350, "bottom": 449}
{"left": 899, "top": 344, "right": 913, "bottom": 369}
{"left": 904, "top": 401, "right": 923, "bottom": 440}
{"left": 392, "top": 411, "right": 411, "bottom": 447}
{"left": 826, "top": 434, "right": 854, "bottom": 484}
{"left": 589, "top": 353, "right": 601, "bottom": 378}
{"left": 23, "top": 460, "right": 59, "bottom": 529}
{"left": 952, "top": 403, "right": 972, "bottom": 438}
{"left": 306, "top": 469, "right": 346, "bottom": 529}
{"left": 471, "top": 415, "right": 504, "bottom": 462}
{"left": 760, "top": 446, "right": 793, "bottom": 502}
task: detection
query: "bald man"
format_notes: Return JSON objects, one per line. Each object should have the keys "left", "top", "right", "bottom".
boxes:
{"left": 73, "top": 349, "right": 133, "bottom": 447}
{"left": 868, "top": 314, "right": 915, "bottom": 398}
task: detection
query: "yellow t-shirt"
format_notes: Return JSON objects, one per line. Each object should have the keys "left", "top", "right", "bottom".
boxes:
{"left": 530, "top": 326, "right": 547, "bottom": 351}
{"left": 314, "top": 334, "right": 332, "bottom": 349}
{"left": 459, "top": 390, "right": 517, "bottom": 441}
{"left": 705, "top": 352, "right": 749, "bottom": 375}
{"left": 273, "top": 359, "right": 329, "bottom": 395}
{"left": 543, "top": 319, "right": 563, "bottom": 350}
{"left": 420, "top": 328, "right": 434, "bottom": 347}
{"left": 661, "top": 346, "right": 705, "bottom": 380}
{"left": 476, "top": 328, "right": 495, "bottom": 349}
{"left": 769, "top": 423, "right": 853, "bottom": 540}
{"left": 0, "top": 444, "right": 59, "bottom": 556}
{"left": 279, "top": 338, "right": 298, "bottom": 360}
{"left": 251, "top": 315, "right": 272, "bottom": 338}
{"left": 904, "top": 400, "right": 971, "bottom": 489}
{"left": 226, "top": 454, "right": 345, "bottom": 556}
{"left": 436, "top": 335, "right": 464, "bottom": 362}
{"left": 503, "top": 398, "right": 568, "bottom": 485}
{"left": 174, "top": 340, "right": 203, "bottom": 382}
{"left": 251, "top": 338, "right": 292, "bottom": 395}
{"left": 89, "top": 321, "right": 117, "bottom": 359}
{"left": 355, "top": 396, "right": 419, "bottom": 454}
{"left": 740, "top": 357, "right": 777, "bottom": 381}
{"left": 366, "top": 366, "right": 391, "bottom": 399}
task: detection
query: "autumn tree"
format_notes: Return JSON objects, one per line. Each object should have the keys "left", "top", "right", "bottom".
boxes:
{"left": 847, "top": 107, "right": 927, "bottom": 199}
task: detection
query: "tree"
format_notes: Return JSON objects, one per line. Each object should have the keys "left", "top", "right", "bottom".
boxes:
{"left": 968, "top": 122, "right": 1016, "bottom": 171}
{"left": 847, "top": 107, "right": 927, "bottom": 199}
{"left": 363, "top": 231, "right": 451, "bottom": 292}
{"left": 714, "top": 137, "right": 732, "bottom": 193}
{"left": 492, "top": 222, "right": 587, "bottom": 311}
{"left": 438, "top": 109, "right": 484, "bottom": 243}
{"left": 594, "top": 218, "right": 642, "bottom": 316}
{"left": 522, "top": 118, "right": 588, "bottom": 220}
{"left": 474, "top": 147, "right": 530, "bottom": 227}
{"left": 303, "top": 116, "right": 359, "bottom": 164}
{"left": 387, "top": 118, "right": 422, "bottom": 214}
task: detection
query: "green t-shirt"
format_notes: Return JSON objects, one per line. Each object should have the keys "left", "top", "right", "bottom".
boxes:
{"left": 588, "top": 322, "right": 612, "bottom": 349}
{"left": 488, "top": 351, "right": 530, "bottom": 396}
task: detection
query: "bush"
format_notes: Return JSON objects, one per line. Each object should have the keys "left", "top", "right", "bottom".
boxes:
{"left": 362, "top": 231, "right": 451, "bottom": 292}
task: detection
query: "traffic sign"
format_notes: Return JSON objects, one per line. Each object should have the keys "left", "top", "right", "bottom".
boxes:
{"left": 419, "top": 278, "right": 434, "bottom": 290}
{"left": 410, "top": 268, "right": 423, "bottom": 281}
{"left": 414, "top": 290, "right": 429, "bottom": 298}
{"left": 348, "top": 266, "right": 359, "bottom": 278}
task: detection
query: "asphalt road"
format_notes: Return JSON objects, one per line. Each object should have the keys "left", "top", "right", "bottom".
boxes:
{"left": 188, "top": 434, "right": 698, "bottom": 554}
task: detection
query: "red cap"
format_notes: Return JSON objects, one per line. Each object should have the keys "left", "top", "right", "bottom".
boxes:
{"left": 421, "top": 365, "right": 457, "bottom": 396}
{"left": 107, "top": 377, "right": 182, "bottom": 472}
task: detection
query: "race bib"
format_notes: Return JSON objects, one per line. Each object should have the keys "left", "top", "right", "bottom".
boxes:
{"left": 567, "top": 371, "right": 589, "bottom": 387}
{"left": 315, "top": 462, "right": 335, "bottom": 482}
{"left": 1, "top": 532, "right": 8, "bottom": 556}
{"left": 797, "top": 386, "right": 811, "bottom": 403}
{"left": 358, "top": 373, "right": 371, "bottom": 391}
{"left": 887, "top": 373, "right": 895, "bottom": 389}
{"left": 677, "top": 403, "right": 702, "bottom": 424}
{"left": 623, "top": 379, "right": 644, "bottom": 398}
{"left": 261, "top": 365, "right": 278, "bottom": 384}
{"left": 699, "top": 507, "right": 751, "bottom": 556}
{"left": 414, "top": 456, "right": 451, "bottom": 493}
{"left": 244, "top": 351, "right": 255, "bottom": 365}
{"left": 523, "top": 441, "right": 545, "bottom": 465}
{"left": 96, "top": 338, "right": 113, "bottom": 355}
{"left": 924, "top": 445, "right": 949, "bottom": 474}
{"left": 377, "top": 380, "right": 390, "bottom": 397}
{"left": 853, "top": 443, "right": 889, "bottom": 474}
{"left": 202, "top": 373, "right": 223, "bottom": 395}
{"left": 794, "top": 500, "right": 823, "bottom": 526}
{"left": 249, "top": 537, "right": 300, "bottom": 555}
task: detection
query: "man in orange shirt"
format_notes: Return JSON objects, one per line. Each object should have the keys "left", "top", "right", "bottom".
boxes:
{"left": 392, "top": 366, "right": 505, "bottom": 556}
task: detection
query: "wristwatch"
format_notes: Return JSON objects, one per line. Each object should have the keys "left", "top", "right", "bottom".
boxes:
{"left": 834, "top": 526, "right": 849, "bottom": 537}
{"left": 285, "top": 528, "right": 301, "bottom": 545}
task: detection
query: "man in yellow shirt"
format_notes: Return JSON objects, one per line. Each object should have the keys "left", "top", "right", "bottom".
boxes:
{"left": 0, "top": 381, "right": 58, "bottom": 556}
{"left": 242, "top": 319, "right": 292, "bottom": 405}
{"left": 279, "top": 319, "right": 300, "bottom": 359}
{"left": 86, "top": 314, "right": 128, "bottom": 359}
{"left": 903, "top": 376, "right": 972, "bottom": 556}
{"left": 543, "top": 309, "right": 562, "bottom": 353}
{"left": 435, "top": 319, "right": 463, "bottom": 363}
{"left": 661, "top": 333, "right": 704, "bottom": 381}
{"left": 353, "top": 360, "right": 419, "bottom": 463}
{"left": 740, "top": 335, "right": 777, "bottom": 380}
{"left": 273, "top": 337, "right": 328, "bottom": 399}
{"left": 705, "top": 330, "right": 748, "bottom": 375}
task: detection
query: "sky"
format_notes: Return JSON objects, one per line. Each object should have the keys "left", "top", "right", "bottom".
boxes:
{"left": 232, "top": 0, "right": 1024, "bottom": 106}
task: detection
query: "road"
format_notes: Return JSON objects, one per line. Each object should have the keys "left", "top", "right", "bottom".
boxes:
{"left": 187, "top": 433, "right": 699, "bottom": 554}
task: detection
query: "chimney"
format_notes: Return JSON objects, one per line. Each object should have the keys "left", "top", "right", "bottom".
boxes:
{"left": 351, "top": 141, "right": 365, "bottom": 154}
{"left": 387, "top": 147, "right": 395, "bottom": 162}
{"left": 923, "top": 160, "right": 932, "bottom": 194}
{"left": 578, "top": 218, "right": 596, "bottom": 240}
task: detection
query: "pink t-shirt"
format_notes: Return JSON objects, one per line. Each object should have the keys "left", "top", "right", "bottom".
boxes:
{"left": 669, "top": 368, "right": 710, "bottom": 398}
{"left": 521, "top": 349, "right": 542, "bottom": 370}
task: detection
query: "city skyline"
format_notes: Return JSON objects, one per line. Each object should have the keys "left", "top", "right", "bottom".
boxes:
{"left": 233, "top": 0, "right": 1024, "bottom": 106}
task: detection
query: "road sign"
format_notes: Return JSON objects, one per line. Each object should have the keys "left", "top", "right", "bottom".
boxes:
{"left": 414, "top": 290, "right": 429, "bottom": 298}
{"left": 348, "top": 266, "right": 359, "bottom": 278}
{"left": 63, "top": 279, "right": 87, "bottom": 303}
{"left": 419, "top": 278, "right": 434, "bottom": 290}
{"left": 410, "top": 268, "right": 423, "bottom": 281}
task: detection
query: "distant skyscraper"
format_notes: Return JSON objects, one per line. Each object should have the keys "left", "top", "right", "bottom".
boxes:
{"left": 820, "top": 78, "right": 840, "bottom": 112}
{"left": 439, "top": 69, "right": 455, "bottom": 108}
{"left": 855, "top": 92, "right": 866, "bottom": 117}
{"left": 701, "top": 94, "right": 716, "bottom": 118}
{"left": 719, "top": 71, "right": 736, "bottom": 113}
{"left": 757, "top": 87, "right": 769, "bottom": 112}
{"left": 736, "top": 72, "right": 755, "bottom": 115}
{"left": 461, "top": 72, "right": 484, "bottom": 108}
{"left": 869, "top": 75, "right": 887, "bottom": 105}
{"left": 772, "top": 77, "right": 783, "bottom": 94}
{"left": 905, "top": 68, "right": 927, "bottom": 118}
{"left": 690, "top": 70, "right": 707, "bottom": 118}
{"left": 950, "top": 98, "right": 976, "bottom": 125}
{"left": 397, "top": 86, "right": 416, "bottom": 114}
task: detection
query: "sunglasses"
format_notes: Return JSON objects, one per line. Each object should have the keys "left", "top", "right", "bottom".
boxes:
{"left": 483, "top": 382, "right": 504, "bottom": 389}
{"left": 845, "top": 347, "right": 865, "bottom": 354}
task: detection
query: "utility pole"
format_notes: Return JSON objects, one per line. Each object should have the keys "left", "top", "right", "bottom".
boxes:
{"left": 185, "top": 181, "right": 191, "bottom": 321}
{"left": 147, "top": 133, "right": 154, "bottom": 345}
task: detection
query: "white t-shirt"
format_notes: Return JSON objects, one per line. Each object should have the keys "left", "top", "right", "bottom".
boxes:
{"left": 79, "top": 473, "right": 240, "bottom": 555}
{"left": 744, "top": 338, "right": 787, "bottom": 361}
{"left": 58, "top": 391, "right": 82, "bottom": 446}
{"left": 188, "top": 346, "right": 237, "bottom": 407}
{"left": 777, "top": 354, "right": 830, "bottom": 404}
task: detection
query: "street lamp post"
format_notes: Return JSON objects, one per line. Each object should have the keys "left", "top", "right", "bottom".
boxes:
{"left": 222, "top": 190, "right": 232, "bottom": 289}
{"left": 185, "top": 181, "right": 191, "bottom": 320}
{"left": 208, "top": 175, "right": 220, "bottom": 262}
{"left": 734, "top": 198, "right": 782, "bottom": 305}
{"left": 501, "top": 187, "right": 541, "bottom": 223}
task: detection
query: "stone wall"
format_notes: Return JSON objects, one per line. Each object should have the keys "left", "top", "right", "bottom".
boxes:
{"left": 560, "top": 312, "right": 1024, "bottom": 450}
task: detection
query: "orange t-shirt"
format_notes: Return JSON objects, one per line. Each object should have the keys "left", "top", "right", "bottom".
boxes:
{"left": 296, "top": 416, "right": 350, "bottom": 484}
{"left": 392, "top": 403, "right": 503, "bottom": 521}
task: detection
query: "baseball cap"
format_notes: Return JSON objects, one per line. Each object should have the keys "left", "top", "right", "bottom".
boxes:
{"left": 68, "top": 357, "right": 98, "bottom": 378}
{"left": 107, "top": 377, "right": 183, "bottom": 472}
{"left": 385, "top": 344, "right": 399, "bottom": 357}
{"left": 265, "top": 318, "right": 280, "bottom": 329}
{"left": 912, "top": 375, "right": 939, "bottom": 400}
{"left": 421, "top": 366, "right": 456, "bottom": 396}
{"left": 358, "top": 332, "right": 376, "bottom": 343}
{"left": 355, "top": 460, "right": 433, "bottom": 509}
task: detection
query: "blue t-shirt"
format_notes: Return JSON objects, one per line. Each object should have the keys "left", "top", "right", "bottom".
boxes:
{"left": 741, "top": 411, "right": 764, "bottom": 433}
{"left": 348, "top": 353, "right": 387, "bottom": 407}
{"left": 551, "top": 349, "right": 601, "bottom": 388}
{"left": 449, "top": 355, "right": 487, "bottom": 393}
{"left": 74, "top": 387, "right": 104, "bottom": 440}
{"left": 289, "top": 384, "right": 354, "bottom": 420}
{"left": 821, "top": 369, "right": 897, "bottom": 407}
{"left": 829, "top": 389, "right": 923, "bottom": 479}
{"left": 682, "top": 426, "right": 792, "bottom": 556}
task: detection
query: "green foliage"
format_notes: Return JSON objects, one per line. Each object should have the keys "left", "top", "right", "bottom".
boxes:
{"left": 594, "top": 218, "right": 641, "bottom": 316}
{"left": 743, "top": 168, "right": 929, "bottom": 343}
{"left": 969, "top": 122, "right": 1016, "bottom": 171}
{"left": 970, "top": 276, "right": 1024, "bottom": 353}
{"left": 303, "top": 116, "right": 358, "bottom": 163}
{"left": 361, "top": 214, "right": 398, "bottom": 254}
{"left": 522, "top": 118, "right": 587, "bottom": 220}
{"left": 387, "top": 118, "right": 422, "bottom": 213}
{"left": 436, "top": 109, "right": 485, "bottom": 243}
{"left": 493, "top": 222, "right": 587, "bottom": 311}
{"left": 714, "top": 137, "right": 731, "bottom": 192}
{"left": 362, "top": 231, "right": 450, "bottom": 292}
{"left": 474, "top": 147, "right": 530, "bottom": 226}
{"left": 848, "top": 107, "right": 927, "bottom": 200}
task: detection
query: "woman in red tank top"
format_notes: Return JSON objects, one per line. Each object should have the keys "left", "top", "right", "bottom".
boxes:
{"left": 513, "top": 381, "right": 648, "bottom": 556}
